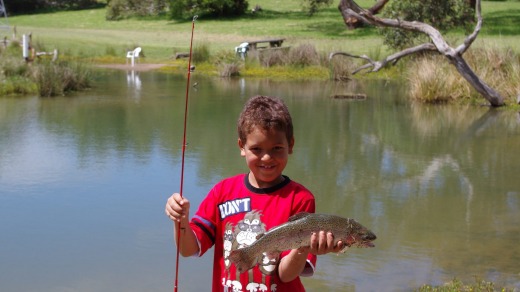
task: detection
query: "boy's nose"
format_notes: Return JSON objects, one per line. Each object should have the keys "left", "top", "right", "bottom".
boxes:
{"left": 261, "top": 152, "right": 272, "bottom": 160}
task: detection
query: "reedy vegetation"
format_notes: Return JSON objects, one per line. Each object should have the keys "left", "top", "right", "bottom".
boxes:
{"left": 3, "top": 0, "right": 520, "bottom": 105}
{"left": 0, "top": 42, "right": 92, "bottom": 97}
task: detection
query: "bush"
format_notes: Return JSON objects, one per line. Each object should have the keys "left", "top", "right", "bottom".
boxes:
{"left": 379, "top": 0, "right": 474, "bottom": 50}
{"left": 35, "top": 61, "right": 92, "bottom": 97}
{"left": 192, "top": 42, "right": 211, "bottom": 63}
{"left": 106, "top": 0, "right": 168, "bottom": 20}
{"left": 257, "top": 49, "right": 286, "bottom": 67}
{"left": 328, "top": 55, "right": 354, "bottom": 81}
{"left": 213, "top": 50, "right": 241, "bottom": 77}
{"left": 407, "top": 46, "right": 520, "bottom": 104}
{"left": 287, "top": 43, "right": 320, "bottom": 67}
{"left": 169, "top": 0, "right": 248, "bottom": 20}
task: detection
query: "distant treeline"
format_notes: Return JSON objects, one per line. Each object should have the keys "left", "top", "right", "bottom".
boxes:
{"left": 3, "top": 0, "right": 250, "bottom": 20}
{"left": 4, "top": 0, "right": 101, "bottom": 14}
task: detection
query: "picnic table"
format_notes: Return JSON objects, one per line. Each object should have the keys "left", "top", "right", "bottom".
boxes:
{"left": 245, "top": 38, "right": 285, "bottom": 50}
{"left": 234, "top": 38, "right": 286, "bottom": 59}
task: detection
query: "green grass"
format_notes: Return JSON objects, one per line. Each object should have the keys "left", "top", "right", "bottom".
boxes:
{"left": 4, "top": 0, "right": 518, "bottom": 63}
{"left": 0, "top": 0, "right": 390, "bottom": 61}
{"left": 2, "top": 0, "right": 519, "bottom": 106}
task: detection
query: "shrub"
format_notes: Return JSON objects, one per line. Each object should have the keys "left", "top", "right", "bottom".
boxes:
{"left": 287, "top": 43, "right": 320, "bottom": 67}
{"left": 107, "top": 0, "right": 167, "bottom": 20}
{"left": 258, "top": 49, "right": 286, "bottom": 67}
{"left": 193, "top": 42, "right": 211, "bottom": 63}
{"left": 35, "top": 61, "right": 92, "bottom": 97}
{"left": 407, "top": 46, "right": 520, "bottom": 104}
{"left": 379, "top": 0, "right": 474, "bottom": 50}
{"left": 213, "top": 50, "right": 241, "bottom": 77}
{"left": 328, "top": 54, "right": 354, "bottom": 81}
{"left": 169, "top": 0, "right": 248, "bottom": 20}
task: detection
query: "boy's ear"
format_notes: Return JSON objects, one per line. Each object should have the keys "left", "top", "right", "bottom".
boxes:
{"left": 288, "top": 137, "right": 295, "bottom": 154}
{"left": 238, "top": 138, "right": 246, "bottom": 156}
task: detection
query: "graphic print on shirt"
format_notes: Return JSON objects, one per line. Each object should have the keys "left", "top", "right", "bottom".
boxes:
{"left": 222, "top": 210, "right": 279, "bottom": 292}
{"left": 223, "top": 222, "right": 234, "bottom": 270}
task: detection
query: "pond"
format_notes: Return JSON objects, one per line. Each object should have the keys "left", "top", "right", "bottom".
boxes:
{"left": 1, "top": 69, "right": 519, "bottom": 291}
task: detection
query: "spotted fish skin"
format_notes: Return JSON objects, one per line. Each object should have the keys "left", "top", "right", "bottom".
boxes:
{"left": 228, "top": 212, "right": 376, "bottom": 273}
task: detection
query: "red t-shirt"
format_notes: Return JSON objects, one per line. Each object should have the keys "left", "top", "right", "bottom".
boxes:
{"left": 190, "top": 173, "right": 317, "bottom": 292}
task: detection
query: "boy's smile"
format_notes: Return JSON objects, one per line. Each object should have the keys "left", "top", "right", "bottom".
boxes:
{"left": 239, "top": 126, "right": 294, "bottom": 189}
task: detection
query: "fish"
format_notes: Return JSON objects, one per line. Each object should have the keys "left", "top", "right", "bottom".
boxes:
{"left": 228, "top": 212, "right": 376, "bottom": 273}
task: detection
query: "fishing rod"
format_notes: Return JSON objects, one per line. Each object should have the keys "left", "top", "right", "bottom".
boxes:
{"left": 174, "top": 14, "right": 198, "bottom": 292}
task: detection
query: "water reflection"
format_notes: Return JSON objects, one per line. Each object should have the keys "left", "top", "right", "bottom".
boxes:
{"left": 0, "top": 71, "right": 519, "bottom": 291}
{"left": 126, "top": 70, "right": 142, "bottom": 100}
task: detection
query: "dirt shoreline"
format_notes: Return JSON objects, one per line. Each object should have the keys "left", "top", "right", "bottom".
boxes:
{"left": 96, "top": 63, "right": 168, "bottom": 72}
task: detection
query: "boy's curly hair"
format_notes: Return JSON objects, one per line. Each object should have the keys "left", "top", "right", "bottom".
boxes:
{"left": 237, "top": 95, "right": 293, "bottom": 143}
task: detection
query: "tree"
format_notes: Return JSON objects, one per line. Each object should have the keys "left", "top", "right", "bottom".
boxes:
{"left": 169, "top": 0, "right": 248, "bottom": 20}
{"left": 332, "top": 0, "right": 505, "bottom": 107}
{"left": 106, "top": 0, "right": 167, "bottom": 20}
{"left": 338, "top": 0, "right": 388, "bottom": 29}
{"left": 378, "top": 0, "right": 474, "bottom": 50}
{"left": 5, "top": 0, "right": 99, "bottom": 14}
{"left": 302, "top": 0, "right": 333, "bottom": 16}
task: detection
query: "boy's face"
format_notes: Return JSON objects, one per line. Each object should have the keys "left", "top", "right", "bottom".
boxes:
{"left": 238, "top": 126, "right": 294, "bottom": 189}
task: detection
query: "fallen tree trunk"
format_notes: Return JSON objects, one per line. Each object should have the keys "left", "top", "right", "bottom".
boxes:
{"left": 338, "top": 0, "right": 389, "bottom": 29}
{"left": 335, "top": 0, "right": 505, "bottom": 107}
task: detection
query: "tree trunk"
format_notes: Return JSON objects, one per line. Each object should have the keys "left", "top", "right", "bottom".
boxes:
{"left": 447, "top": 54, "right": 503, "bottom": 106}
{"left": 335, "top": 0, "right": 505, "bottom": 107}
{"left": 338, "top": 0, "right": 389, "bottom": 29}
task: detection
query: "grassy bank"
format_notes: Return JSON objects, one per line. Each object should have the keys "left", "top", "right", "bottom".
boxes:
{"left": 5, "top": 1, "right": 519, "bottom": 61}
{"left": 2, "top": 1, "right": 519, "bottom": 104}
{"left": 0, "top": 42, "right": 92, "bottom": 96}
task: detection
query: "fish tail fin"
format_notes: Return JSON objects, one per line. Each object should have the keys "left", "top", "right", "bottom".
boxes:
{"left": 228, "top": 247, "right": 259, "bottom": 273}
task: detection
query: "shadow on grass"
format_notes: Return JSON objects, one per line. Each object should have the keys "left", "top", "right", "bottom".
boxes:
{"left": 305, "top": 22, "right": 378, "bottom": 37}
{"left": 482, "top": 9, "right": 520, "bottom": 35}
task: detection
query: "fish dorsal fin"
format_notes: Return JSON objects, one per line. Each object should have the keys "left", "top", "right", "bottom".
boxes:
{"left": 288, "top": 212, "right": 310, "bottom": 222}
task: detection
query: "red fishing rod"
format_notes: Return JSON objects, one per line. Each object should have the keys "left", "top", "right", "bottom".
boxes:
{"left": 174, "top": 14, "right": 198, "bottom": 292}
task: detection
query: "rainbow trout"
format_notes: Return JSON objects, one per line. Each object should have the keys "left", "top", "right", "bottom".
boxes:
{"left": 228, "top": 212, "right": 376, "bottom": 273}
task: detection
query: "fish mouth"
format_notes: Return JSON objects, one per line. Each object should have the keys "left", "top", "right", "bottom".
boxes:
{"left": 346, "top": 240, "right": 374, "bottom": 248}
{"left": 359, "top": 241, "right": 375, "bottom": 248}
{"left": 345, "top": 232, "right": 376, "bottom": 248}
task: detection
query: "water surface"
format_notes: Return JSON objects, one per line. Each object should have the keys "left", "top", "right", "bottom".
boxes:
{"left": 1, "top": 70, "right": 519, "bottom": 291}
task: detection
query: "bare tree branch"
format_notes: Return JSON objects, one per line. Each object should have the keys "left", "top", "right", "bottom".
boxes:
{"left": 456, "top": 0, "right": 482, "bottom": 55}
{"left": 330, "top": 43, "right": 437, "bottom": 74}
{"left": 335, "top": 0, "right": 505, "bottom": 107}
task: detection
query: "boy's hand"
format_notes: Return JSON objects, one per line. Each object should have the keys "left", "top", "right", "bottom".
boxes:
{"left": 298, "top": 231, "right": 345, "bottom": 255}
{"left": 165, "top": 193, "right": 190, "bottom": 223}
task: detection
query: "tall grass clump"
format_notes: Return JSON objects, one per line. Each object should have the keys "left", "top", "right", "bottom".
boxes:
{"left": 1, "top": 39, "right": 93, "bottom": 97}
{"left": 257, "top": 49, "right": 287, "bottom": 67}
{"left": 327, "top": 54, "right": 354, "bottom": 81}
{"left": 193, "top": 42, "right": 211, "bottom": 63}
{"left": 408, "top": 46, "right": 520, "bottom": 105}
{"left": 467, "top": 46, "right": 520, "bottom": 104}
{"left": 287, "top": 43, "right": 320, "bottom": 67}
{"left": 213, "top": 50, "right": 241, "bottom": 77}
{"left": 0, "top": 43, "right": 38, "bottom": 95}
{"left": 35, "top": 61, "right": 92, "bottom": 97}
{"left": 408, "top": 54, "right": 468, "bottom": 103}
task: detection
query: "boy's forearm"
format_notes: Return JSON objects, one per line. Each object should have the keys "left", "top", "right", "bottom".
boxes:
{"left": 174, "top": 219, "right": 199, "bottom": 257}
{"left": 277, "top": 249, "right": 309, "bottom": 283}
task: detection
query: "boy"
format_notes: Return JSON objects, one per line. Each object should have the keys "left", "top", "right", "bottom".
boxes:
{"left": 165, "top": 95, "right": 343, "bottom": 291}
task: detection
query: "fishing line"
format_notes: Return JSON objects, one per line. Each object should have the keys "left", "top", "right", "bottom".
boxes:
{"left": 174, "top": 14, "right": 198, "bottom": 292}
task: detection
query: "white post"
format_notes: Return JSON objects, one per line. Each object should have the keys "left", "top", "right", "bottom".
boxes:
{"left": 22, "top": 34, "right": 28, "bottom": 59}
